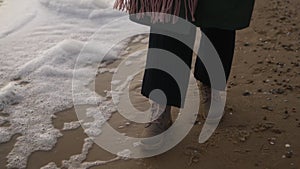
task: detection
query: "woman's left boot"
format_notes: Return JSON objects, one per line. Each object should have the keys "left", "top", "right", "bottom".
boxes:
{"left": 140, "top": 102, "right": 172, "bottom": 150}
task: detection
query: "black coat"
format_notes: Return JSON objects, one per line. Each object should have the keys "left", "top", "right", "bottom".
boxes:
{"left": 193, "top": 0, "right": 255, "bottom": 30}
{"left": 128, "top": 0, "right": 255, "bottom": 30}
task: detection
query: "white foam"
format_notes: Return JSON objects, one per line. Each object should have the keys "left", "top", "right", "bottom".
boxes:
{"left": 117, "top": 149, "right": 132, "bottom": 160}
{"left": 111, "top": 80, "right": 121, "bottom": 85}
{"left": 141, "top": 37, "right": 149, "bottom": 44}
{"left": 62, "top": 120, "right": 82, "bottom": 131}
{"left": 131, "top": 35, "right": 142, "bottom": 43}
{"left": 0, "top": 28, "right": 122, "bottom": 169}
{"left": 0, "top": 117, "right": 5, "bottom": 125}
{"left": 56, "top": 137, "right": 120, "bottom": 168}
{"left": 125, "top": 61, "right": 133, "bottom": 66}
{"left": 40, "top": 162, "right": 60, "bottom": 169}
{"left": 82, "top": 102, "right": 116, "bottom": 137}
{"left": 39, "top": 0, "right": 114, "bottom": 18}
{"left": 133, "top": 141, "right": 141, "bottom": 148}
{"left": 0, "top": 82, "right": 23, "bottom": 106}
{"left": 0, "top": 11, "right": 36, "bottom": 39}
{"left": 0, "top": 0, "right": 148, "bottom": 168}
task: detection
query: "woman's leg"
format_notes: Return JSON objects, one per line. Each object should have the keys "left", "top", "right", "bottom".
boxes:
{"left": 141, "top": 26, "right": 196, "bottom": 108}
{"left": 194, "top": 27, "right": 236, "bottom": 121}
{"left": 140, "top": 26, "right": 196, "bottom": 149}
{"left": 194, "top": 28, "right": 236, "bottom": 90}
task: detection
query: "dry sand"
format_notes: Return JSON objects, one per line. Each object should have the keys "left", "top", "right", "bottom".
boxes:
{"left": 1, "top": 0, "right": 300, "bottom": 168}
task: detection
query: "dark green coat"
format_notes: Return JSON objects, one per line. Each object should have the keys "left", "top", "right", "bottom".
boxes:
{"left": 193, "top": 0, "right": 255, "bottom": 30}
{"left": 129, "top": 0, "right": 255, "bottom": 30}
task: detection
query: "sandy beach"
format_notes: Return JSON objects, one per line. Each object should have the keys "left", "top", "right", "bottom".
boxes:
{"left": 0, "top": 0, "right": 300, "bottom": 168}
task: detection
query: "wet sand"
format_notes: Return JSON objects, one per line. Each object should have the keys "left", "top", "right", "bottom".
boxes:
{"left": 1, "top": 0, "right": 300, "bottom": 168}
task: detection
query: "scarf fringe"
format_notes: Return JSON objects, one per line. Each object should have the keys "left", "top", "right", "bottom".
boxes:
{"left": 113, "top": 0, "right": 198, "bottom": 24}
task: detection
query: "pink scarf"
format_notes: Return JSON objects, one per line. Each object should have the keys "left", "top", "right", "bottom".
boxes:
{"left": 113, "top": 0, "right": 198, "bottom": 24}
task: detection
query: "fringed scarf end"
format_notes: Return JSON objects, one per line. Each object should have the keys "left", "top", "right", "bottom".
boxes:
{"left": 113, "top": 0, "right": 198, "bottom": 24}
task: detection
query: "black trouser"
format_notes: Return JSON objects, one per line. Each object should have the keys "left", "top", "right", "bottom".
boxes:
{"left": 141, "top": 27, "right": 236, "bottom": 108}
